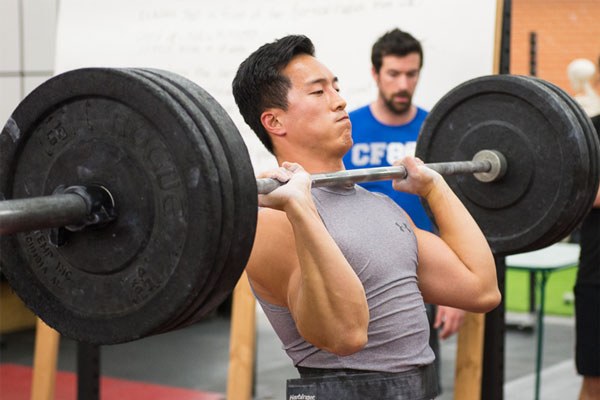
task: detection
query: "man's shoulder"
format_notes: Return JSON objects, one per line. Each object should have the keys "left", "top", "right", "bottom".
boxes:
{"left": 415, "top": 106, "right": 429, "bottom": 119}
{"left": 257, "top": 207, "right": 292, "bottom": 233}
{"left": 409, "top": 107, "right": 428, "bottom": 129}
{"left": 350, "top": 105, "right": 428, "bottom": 126}
{"left": 349, "top": 104, "right": 372, "bottom": 118}
{"left": 253, "top": 208, "right": 295, "bottom": 258}
{"left": 246, "top": 208, "right": 296, "bottom": 305}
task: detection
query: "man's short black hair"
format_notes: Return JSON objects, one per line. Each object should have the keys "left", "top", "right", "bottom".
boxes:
{"left": 232, "top": 35, "right": 315, "bottom": 155}
{"left": 371, "top": 28, "right": 423, "bottom": 73}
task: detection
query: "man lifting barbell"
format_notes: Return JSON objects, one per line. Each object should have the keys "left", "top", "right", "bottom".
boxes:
{"left": 232, "top": 34, "right": 501, "bottom": 399}
{"left": 0, "top": 33, "right": 598, "bottom": 397}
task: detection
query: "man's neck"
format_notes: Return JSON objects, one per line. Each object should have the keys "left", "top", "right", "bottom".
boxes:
{"left": 275, "top": 151, "right": 345, "bottom": 174}
{"left": 370, "top": 100, "right": 417, "bottom": 126}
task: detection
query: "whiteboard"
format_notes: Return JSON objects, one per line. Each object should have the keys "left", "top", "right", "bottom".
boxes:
{"left": 55, "top": 0, "right": 498, "bottom": 171}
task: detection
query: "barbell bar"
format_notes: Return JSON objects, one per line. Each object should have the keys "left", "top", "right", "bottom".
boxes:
{"left": 0, "top": 193, "right": 87, "bottom": 236}
{"left": 256, "top": 149, "right": 507, "bottom": 193}
{"left": 0, "top": 68, "right": 597, "bottom": 345}
{"left": 0, "top": 149, "right": 506, "bottom": 237}
{"left": 0, "top": 185, "right": 116, "bottom": 236}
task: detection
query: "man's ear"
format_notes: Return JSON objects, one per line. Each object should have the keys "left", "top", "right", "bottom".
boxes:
{"left": 371, "top": 65, "right": 379, "bottom": 81}
{"left": 260, "top": 109, "right": 286, "bottom": 137}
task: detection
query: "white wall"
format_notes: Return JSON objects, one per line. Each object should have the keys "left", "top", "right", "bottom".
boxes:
{"left": 0, "top": 0, "right": 57, "bottom": 126}
{"left": 55, "top": 0, "right": 498, "bottom": 171}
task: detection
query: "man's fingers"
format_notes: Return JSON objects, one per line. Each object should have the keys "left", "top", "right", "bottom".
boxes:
{"left": 281, "top": 161, "right": 302, "bottom": 172}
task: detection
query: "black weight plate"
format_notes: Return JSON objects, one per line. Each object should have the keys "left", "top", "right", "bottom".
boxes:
{"left": 138, "top": 69, "right": 258, "bottom": 323}
{"left": 536, "top": 80, "right": 597, "bottom": 244}
{"left": 415, "top": 74, "right": 590, "bottom": 256}
{"left": 519, "top": 77, "right": 596, "bottom": 247}
{"left": 0, "top": 68, "right": 221, "bottom": 344}
{"left": 529, "top": 77, "right": 600, "bottom": 242}
{"left": 509, "top": 77, "right": 591, "bottom": 250}
{"left": 127, "top": 69, "right": 236, "bottom": 333}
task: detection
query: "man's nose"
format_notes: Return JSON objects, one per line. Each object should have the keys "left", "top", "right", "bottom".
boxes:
{"left": 332, "top": 90, "right": 347, "bottom": 110}
{"left": 395, "top": 74, "right": 410, "bottom": 91}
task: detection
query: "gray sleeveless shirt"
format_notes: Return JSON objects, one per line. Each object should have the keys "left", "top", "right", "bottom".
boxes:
{"left": 254, "top": 185, "right": 434, "bottom": 373}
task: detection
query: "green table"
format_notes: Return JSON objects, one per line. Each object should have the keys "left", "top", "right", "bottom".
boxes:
{"left": 505, "top": 242, "right": 580, "bottom": 400}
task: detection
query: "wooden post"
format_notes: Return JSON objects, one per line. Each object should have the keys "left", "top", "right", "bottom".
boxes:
{"left": 0, "top": 281, "right": 37, "bottom": 333}
{"left": 30, "top": 318, "right": 60, "bottom": 400}
{"left": 453, "top": 313, "right": 485, "bottom": 399}
{"left": 492, "top": 0, "right": 506, "bottom": 76}
{"left": 226, "top": 272, "right": 257, "bottom": 400}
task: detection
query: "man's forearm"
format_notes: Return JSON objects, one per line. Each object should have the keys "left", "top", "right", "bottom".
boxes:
{"left": 424, "top": 181, "right": 496, "bottom": 292}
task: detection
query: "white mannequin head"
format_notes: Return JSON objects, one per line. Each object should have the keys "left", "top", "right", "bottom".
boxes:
{"left": 567, "top": 58, "right": 596, "bottom": 92}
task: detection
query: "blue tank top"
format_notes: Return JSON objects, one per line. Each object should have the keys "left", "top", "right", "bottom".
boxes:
{"left": 253, "top": 185, "right": 434, "bottom": 373}
{"left": 343, "top": 105, "right": 434, "bottom": 232}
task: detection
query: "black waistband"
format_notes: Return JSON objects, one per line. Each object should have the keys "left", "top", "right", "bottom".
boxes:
{"left": 288, "top": 363, "right": 438, "bottom": 399}
{"left": 296, "top": 366, "right": 374, "bottom": 377}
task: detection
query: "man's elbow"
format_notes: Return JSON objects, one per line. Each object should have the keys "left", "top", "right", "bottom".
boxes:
{"left": 327, "top": 328, "right": 368, "bottom": 356}
{"left": 317, "top": 316, "right": 369, "bottom": 356}
{"left": 472, "top": 287, "right": 502, "bottom": 313}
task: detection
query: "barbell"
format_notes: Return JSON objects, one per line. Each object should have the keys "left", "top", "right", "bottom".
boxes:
{"left": 0, "top": 149, "right": 505, "bottom": 235}
{"left": 0, "top": 68, "right": 598, "bottom": 345}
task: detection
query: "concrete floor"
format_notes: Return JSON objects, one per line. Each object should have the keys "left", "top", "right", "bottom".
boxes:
{"left": 0, "top": 309, "right": 581, "bottom": 400}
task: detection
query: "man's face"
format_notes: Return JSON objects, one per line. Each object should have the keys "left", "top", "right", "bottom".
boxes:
{"left": 278, "top": 54, "right": 352, "bottom": 156}
{"left": 374, "top": 53, "right": 421, "bottom": 115}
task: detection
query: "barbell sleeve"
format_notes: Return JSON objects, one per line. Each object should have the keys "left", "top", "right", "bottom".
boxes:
{"left": 0, "top": 185, "right": 117, "bottom": 236}
{"left": 256, "top": 149, "right": 507, "bottom": 195}
{"left": 0, "top": 193, "right": 89, "bottom": 235}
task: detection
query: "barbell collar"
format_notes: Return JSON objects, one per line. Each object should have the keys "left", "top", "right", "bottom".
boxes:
{"left": 472, "top": 150, "right": 507, "bottom": 182}
{"left": 256, "top": 149, "right": 506, "bottom": 195}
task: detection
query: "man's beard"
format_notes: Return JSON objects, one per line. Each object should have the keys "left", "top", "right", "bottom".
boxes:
{"left": 382, "top": 90, "right": 412, "bottom": 115}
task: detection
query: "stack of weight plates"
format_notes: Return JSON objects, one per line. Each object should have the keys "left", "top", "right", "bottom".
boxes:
{"left": 415, "top": 74, "right": 599, "bottom": 256}
{"left": 526, "top": 76, "right": 600, "bottom": 247}
{"left": 0, "top": 68, "right": 257, "bottom": 344}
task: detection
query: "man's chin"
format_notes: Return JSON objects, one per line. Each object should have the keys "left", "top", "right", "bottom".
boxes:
{"left": 385, "top": 99, "right": 412, "bottom": 115}
{"left": 339, "top": 134, "right": 353, "bottom": 156}
{"left": 390, "top": 105, "right": 411, "bottom": 115}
